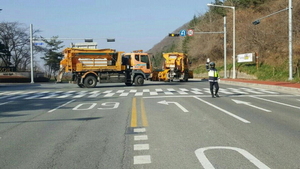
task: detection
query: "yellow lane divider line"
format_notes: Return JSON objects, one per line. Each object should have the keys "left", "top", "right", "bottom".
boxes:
{"left": 141, "top": 98, "right": 148, "bottom": 127}
{"left": 131, "top": 98, "right": 148, "bottom": 127}
{"left": 131, "top": 97, "right": 137, "bottom": 127}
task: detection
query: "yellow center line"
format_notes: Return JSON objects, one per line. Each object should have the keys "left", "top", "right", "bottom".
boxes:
{"left": 141, "top": 98, "right": 148, "bottom": 127}
{"left": 131, "top": 98, "right": 137, "bottom": 127}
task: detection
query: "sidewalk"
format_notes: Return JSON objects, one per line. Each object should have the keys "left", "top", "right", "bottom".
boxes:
{"left": 220, "top": 78, "right": 300, "bottom": 94}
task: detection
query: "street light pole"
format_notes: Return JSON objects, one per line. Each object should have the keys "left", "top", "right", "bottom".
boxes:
{"left": 232, "top": 6, "right": 236, "bottom": 79}
{"left": 29, "top": 24, "right": 34, "bottom": 83}
{"left": 207, "top": 4, "right": 236, "bottom": 79}
{"left": 288, "top": 0, "right": 293, "bottom": 80}
{"left": 252, "top": 0, "right": 293, "bottom": 80}
{"left": 224, "top": 16, "right": 227, "bottom": 78}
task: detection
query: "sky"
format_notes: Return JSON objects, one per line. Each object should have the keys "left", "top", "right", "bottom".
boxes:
{"left": 1, "top": 0, "right": 213, "bottom": 53}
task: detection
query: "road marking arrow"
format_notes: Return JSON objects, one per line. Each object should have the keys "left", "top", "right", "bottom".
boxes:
{"left": 158, "top": 100, "right": 189, "bottom": 112}
{"left": 232, "top": 99, "right": 271, "bottom": 112}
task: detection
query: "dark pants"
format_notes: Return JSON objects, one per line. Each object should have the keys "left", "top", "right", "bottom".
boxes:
{"left": 210, "top": 82, "right": 219, "bottom": 95}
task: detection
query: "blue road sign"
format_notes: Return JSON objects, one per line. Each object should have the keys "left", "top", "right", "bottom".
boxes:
{"left": 34, "top": 42, "right": 44, "bottom": 46}
{"left": 179, "top": 30, "right": 186, "bottom": 36}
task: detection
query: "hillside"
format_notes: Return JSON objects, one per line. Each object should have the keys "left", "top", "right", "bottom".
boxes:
{"left": 148, "top": 0, "right": 300, "bottom": 82}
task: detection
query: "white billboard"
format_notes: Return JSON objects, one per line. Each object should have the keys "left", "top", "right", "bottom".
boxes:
{"left": 237, "top": 53, "right": 254, "bottom": 63}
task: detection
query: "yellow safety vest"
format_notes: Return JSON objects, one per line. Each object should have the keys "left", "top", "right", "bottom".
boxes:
{"left": 208, "top": 70, "right": 219, "bottom": 77}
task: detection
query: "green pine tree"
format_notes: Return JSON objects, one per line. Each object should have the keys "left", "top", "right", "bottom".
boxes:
{"left": 40, "top": 36, "right": 64, "bottom": 80}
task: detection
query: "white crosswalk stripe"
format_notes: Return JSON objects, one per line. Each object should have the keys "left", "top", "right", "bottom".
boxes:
{"left": 120, "top": 93, "right": 129, "bottom": 96}
{"left": 240, "top": 88, "right": 263, "bottom": 94}
{"left": 227, "top": 88, "right": 248, "bottom": 94}
{"left": 104, "top": 93, "right": 115, "bottom": 97}
{"left": 177, "top": 91, "right": 188, "bottom": 94}
{"left": 0, "top": 87, "right": 282, "bottom": 100}
{"left": 191, "top": 91, "right": 203, "bottom": 94}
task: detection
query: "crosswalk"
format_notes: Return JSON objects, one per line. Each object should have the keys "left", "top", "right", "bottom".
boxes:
{"left": 0, "top": 87, "right": 280, "bottom": 100}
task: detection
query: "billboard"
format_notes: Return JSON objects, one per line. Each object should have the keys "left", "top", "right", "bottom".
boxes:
{"left": 237, "top": 53, "right": 254, "bottom": 63}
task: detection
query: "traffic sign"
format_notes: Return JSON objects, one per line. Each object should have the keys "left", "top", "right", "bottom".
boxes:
{"left": 179, "top": 30, "right": 186, "bottom": 36}
{"left": 169, "top": 33, "right": 179, "bottom": 37}
{"left": 187, "top": 29, "right": 194, "bottom": 36}
{"left": 33, "top": 42, "right": 44, "bottom": 45}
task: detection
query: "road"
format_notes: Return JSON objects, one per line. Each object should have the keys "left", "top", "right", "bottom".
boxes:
{"left": 0, "top": 80, "right": 299, "bottom": 169}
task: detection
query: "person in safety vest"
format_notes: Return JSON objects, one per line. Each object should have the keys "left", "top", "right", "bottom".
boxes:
{"left": 206, "top": 58, "right": 220, "bottom": 98}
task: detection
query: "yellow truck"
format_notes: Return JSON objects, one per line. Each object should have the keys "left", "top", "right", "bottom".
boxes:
{"left": 57, "top": 48, "right": 152, "bottom": 88}
{"left": 151, "top": 52, "right": 193, "bottom": 82}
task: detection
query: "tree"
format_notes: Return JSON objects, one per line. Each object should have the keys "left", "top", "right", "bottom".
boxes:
{"left": 0, "top": 22, "right": 42, "bottom": 71}
{"left": 0, "top": 41, "right": 12, "bottom": 66}
{"left": 40, "top": 36, "right": 64, "bottom": 80}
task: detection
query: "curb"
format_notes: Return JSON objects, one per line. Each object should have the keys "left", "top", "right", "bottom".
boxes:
{"left": 219, "top": 80, "right": 300, "bottom": 95}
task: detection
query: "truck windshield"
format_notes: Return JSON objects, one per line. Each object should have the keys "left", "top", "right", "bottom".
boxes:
{"left": 140, "top": 55, "right": 150, "bottom": 69}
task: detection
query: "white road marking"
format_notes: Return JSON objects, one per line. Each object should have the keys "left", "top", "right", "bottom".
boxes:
{"left": 191, "top": 91, "right": 203, "bottom": 94}
{"left": 88, "top": 91, "right": 100, "bottom": 97}
{"left": 251, "top": 96, "right": 300, "bottom": 110}
{"left": 194, "top": 96, "right": 251, "bottom": 123}
{"left": 116, "top": 90, "right": 124, "bottom": 93}
{"left": 0, "top": 101, "right": 13, "bottom": 105}
{"left": 40, "top": 95, "right": 58, "bottom": 99}
{"left": 232, "top": 99, "right": 272, "bottom": 112}
{"left": 134, "top": 135, "right": 148, "bottom": 141}
{"left": 120, "top": 93, "right": 129, "bottom": 96}
{"left": 218, "top": 88, "right": 234, "bottom": 94}
{"left": 241, "top": 88, "right": 263, "bottom": 94}
{"left": 134, "top": 155, "right": 151, "bottom": 164}
{"left": 103, "top": 90, "right": 112, "bottom": 93}
{"left": 135, "top": 92, "right": 143, "bottom": 96}
{"left": 227, "top": 88, "right": 248, "bottom": 94}
{"left": 150, "top": 92, "right": 158, "bottom": 95}
{"left": 134, "top": 128, "right": 146, "bottom": 133}
{"left": 158, "top": 100, "right": 189, "bottom": 112}
{"left": 254, "top": 88, "right": 279, "bottom": 94}
{"left": 57, "top": 94, "right": 72, "bottom": 98}
{"left": 195, "top": 146, "right": 270, "bottom": 169}
{"left": 73, "top": 94, "right": 86, "bottom": 98}
{"left": 89, "top": 91, "right": 100, "bottom": 94}
{"left": 134, "top": 144, "right": 149, "bottom": 151}
{"left": 88, "top": 92, "right": 101, "bottom": 98}
{"left": 104, "top": 93, "right": 115, "bottom": 97}
{"left": 24, "top": 91, "right": 50, "bottom": 99}
{"left": 48, "top": 100, "right": 75, "bottom": 113}
{"left": 155, "top": 89, "right": 163, "bottom": 92}
{"left": 177, "top": 91, "right": 188, "bottom": 94}
{"left": 164, "top": 91, "right": 173, "bottom": 95}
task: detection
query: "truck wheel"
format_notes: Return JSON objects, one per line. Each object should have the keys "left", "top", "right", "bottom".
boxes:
{"left": 134, "top": 75, "right": 144, "bottom": 86}
{"left": 84, "top": 76, "right": 97, "bottom": 88}
{"left": 77, "top": 78, "right": 85, "bottom": 88}
{"left": 78, "top": 83, "right": 85, "bottom": 88}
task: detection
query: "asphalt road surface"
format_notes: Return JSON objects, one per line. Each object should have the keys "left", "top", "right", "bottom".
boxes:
{"left": 0, "top": 80, "right": 299, "bottom": 169}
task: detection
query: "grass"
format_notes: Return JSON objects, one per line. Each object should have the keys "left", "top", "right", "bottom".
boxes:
{"left": 194, "top": 62, "right": 300, "bottom": 83}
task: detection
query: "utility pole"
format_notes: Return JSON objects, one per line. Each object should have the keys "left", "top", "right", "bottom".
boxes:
{"left": 252, "top": 0, "right": 293, "bottom": 80}
{"left": 30, "top": 24, "right": 34, "bottom": 83}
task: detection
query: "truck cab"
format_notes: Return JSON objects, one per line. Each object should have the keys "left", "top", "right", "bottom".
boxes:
{"left": 122, "top": 50, "right": 152, "bottom": 86}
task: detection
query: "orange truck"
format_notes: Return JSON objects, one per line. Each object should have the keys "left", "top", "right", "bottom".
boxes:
{"left": 57, "top": 48, "right": 152, "bottom": 88}
{"left": 151, "top": 52, "right": 193, "bottom": 82}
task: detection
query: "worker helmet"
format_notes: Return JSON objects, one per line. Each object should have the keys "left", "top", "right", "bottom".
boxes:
{"left": 209, "top": 62, "right": 215, "bottom": 67}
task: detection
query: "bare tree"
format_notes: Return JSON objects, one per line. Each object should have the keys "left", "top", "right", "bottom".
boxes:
{"left": 0, "top": 22, "right": 41, "bottom": 71}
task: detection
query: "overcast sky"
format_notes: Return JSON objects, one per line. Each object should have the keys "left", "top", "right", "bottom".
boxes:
{"left": 1, "top": 0, "right": 213, "bottom": 52}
